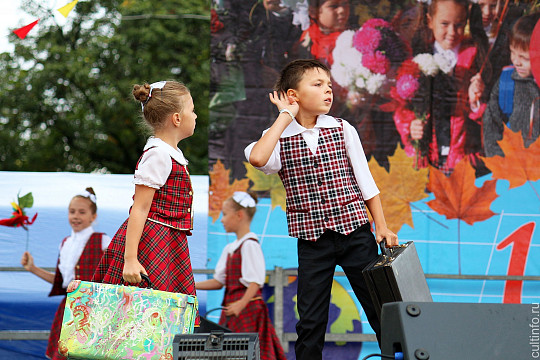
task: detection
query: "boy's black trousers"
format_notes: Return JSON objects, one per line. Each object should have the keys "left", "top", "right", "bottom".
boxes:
{"left": 295, "top": 223, "right": 381, "bottom": 360}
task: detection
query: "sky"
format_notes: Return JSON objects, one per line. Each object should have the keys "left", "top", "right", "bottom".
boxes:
{"left": 0, "top": 0, "right": 67, "bottom": 54}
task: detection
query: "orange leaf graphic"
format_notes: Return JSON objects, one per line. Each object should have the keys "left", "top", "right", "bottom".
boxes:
{"left": 482, "top": 126, "right": 540, "bottom": 189}
{"left": 427, "top": 158, "right": 498, "bottom": 225}
{"left": 208, "top": 160, "right": 249, "bottom": 222}
{"left": 368, "top": 145, "right": 429, "bottom": 232}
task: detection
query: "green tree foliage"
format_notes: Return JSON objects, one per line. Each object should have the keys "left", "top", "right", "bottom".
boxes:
{"left": 0, "top": 0, "right": 210, "bottom": 174}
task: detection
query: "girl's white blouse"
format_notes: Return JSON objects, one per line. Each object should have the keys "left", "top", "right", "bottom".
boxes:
{"left": 213, "top": 232, "right": 266, "bottom": 288}
{"left": 133, "top": 137, "right": 188, "bottom": 189}
{"left": 58, "top": 225, "right": 111, "bottom": 288}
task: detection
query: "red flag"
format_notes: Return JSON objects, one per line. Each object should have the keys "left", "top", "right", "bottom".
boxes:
{"left": 13, "top": 19, "right": 39, "bottom": 40}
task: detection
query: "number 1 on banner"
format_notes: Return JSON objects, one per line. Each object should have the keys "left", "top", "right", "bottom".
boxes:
{"left": 496, "top": 222, "right": 535, "bottom": 303}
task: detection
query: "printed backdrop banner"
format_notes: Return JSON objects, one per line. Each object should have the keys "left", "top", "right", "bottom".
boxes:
{"left": 207, "top": 1, "right": 540, "bottom": 359}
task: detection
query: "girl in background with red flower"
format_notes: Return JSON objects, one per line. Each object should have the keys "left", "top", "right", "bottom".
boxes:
{"left": 396, "top": 0, "right": 487, "bottom": 175}
{"left": 294, "top": 0, "right": 351, "bottom": 66}
{"left": 20, "top": 187, "right": 111, "bottom": 360}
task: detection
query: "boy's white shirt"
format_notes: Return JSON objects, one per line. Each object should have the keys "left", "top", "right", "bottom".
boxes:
{"left": 134, "top": 136, "right": 188, "bottom": 189}
{"left": 244, "top": 114, "right": 379, "bottom": 200}
{"left": 58, "top": 225, "right": 112, "bottom": 288}
{"left": 213, "top": 232, "right": 266, "bottom": 288}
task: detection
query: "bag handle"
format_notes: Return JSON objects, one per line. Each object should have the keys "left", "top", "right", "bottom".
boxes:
{"left": 379, "top": 239, "right": 392, "bottom": 257}
{"left": 140, "top": 273, "right": 153, "bottom": 288}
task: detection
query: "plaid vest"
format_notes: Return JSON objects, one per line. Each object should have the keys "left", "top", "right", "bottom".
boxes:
{"left": 49, "top": 232, "right": 104, "bottom": 296}
{"left": 222, "top": 239, "right": 263, "bottom": 304}
{"left": 278, "top": 120, "right": 369, "bottom": 241}
{"left": 136, "top": 148, "right": 194, "bottom": 231}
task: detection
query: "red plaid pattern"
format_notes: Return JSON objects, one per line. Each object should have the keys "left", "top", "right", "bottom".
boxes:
{"left": 137, "top": 147, "right": 194, "bottom": 230}
{"left": 47, "top": 233, "right": 105, "bottom": 360}
{"left": 49, "top": 233, "right": 105, "bottom": 296}
{"left": 92, "top": 219, "right": 195, "bottom": 295}
{"left": 219, "top": 240, "right": 286, "bottom": 360}
{"left": 278, "top": 119, "right": 369, "bottom": 241}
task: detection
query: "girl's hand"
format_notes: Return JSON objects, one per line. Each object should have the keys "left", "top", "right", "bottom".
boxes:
{"left": 468, "top": 73, "right": 484, "bottom": 106}
{"left": 375, "top": 227, "right": 399, "bottom": 247}
{"left": 410, "top": 119, "right": 425, "bottom": 140}
{"left": 269, "top": 91, "right": 299, "bottom": 119}
{"left": 21, "top": 251, "right": 34, "bottom": 271}
{"left": 122, "top": 258, "right": 147, "bottom": 284}
{"left": 224, "top": 300, "right": 246, "bottom": 317}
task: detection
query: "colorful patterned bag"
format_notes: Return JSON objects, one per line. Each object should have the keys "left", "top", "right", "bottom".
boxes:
{"left": 58, "top": 277, "right": 197, "bottom": 360}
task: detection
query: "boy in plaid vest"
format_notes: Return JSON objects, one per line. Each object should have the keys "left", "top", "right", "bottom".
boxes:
{"left": 245, "top": 59, "right": 398, "bottom": 360}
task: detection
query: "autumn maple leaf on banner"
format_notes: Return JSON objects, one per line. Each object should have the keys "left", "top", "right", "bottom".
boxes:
{"left": 482, "top": 126, "right": 540, "bottom": 199}
{"left": 208, "top": 160, "right": 249, "bottom": 222}
{"left": 244, "top": 162, "right": 286, "bottom": 211}
{"left": 368, "top": 145, "right": 430, "bottom": 232}
{"left": 427, "top": 158, "right": 499, "bottom": 273}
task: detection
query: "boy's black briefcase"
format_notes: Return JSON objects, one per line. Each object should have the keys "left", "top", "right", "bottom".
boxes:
{"left": 362, "top": 241, "right": 432, "bottom": 319}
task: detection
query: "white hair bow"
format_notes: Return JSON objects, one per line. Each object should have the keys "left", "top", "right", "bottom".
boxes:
{"left": 232, "top": 191, "right": 256, "bottom": 208}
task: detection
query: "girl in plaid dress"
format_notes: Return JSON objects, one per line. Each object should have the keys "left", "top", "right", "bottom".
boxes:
{"left": 20, "top": 188, "right": 111, "bottom": 360}
{"left": 92, "top": 80, "right": 198, "bottom": 299}
{"left": 196, "top": 191, "right": 287, "bottom": 360}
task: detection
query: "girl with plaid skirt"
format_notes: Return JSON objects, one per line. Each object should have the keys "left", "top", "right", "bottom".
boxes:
{"left": 92, "top": 81, "right": 198, "bottom": 301}
{"left": 196, "top": 191, "right": 287, "bottom": 360}
{"left": 21, "top": 188, "right": 112, "bottom": 360}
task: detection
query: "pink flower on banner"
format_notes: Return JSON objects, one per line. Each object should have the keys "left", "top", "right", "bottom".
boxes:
{"left": 353, "top": 27, "right": 380, "bottom": 53}
{"left": 362, "top": 51, "right": 390, "bottom": 74}
{"left": 362, "top": 18, "right": 392, "bottom": 29}
{"left": 396, "top": 74, "right": 420, "bottom": 101}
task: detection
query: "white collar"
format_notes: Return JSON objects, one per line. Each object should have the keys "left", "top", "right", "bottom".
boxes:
{"left": 228, "top": 232, "right": 259, "bottom": 253}
{"left": 69, "top": 225, "right": 94, "bottom": 241}
{"left": 144, "top": 136, "right": 188, "bottom": 165}
{"left": 434, "top": 41, "right": 459, "bottom": 58}
{"left": 281, "top": 114, "right": 340, "bottom": 138}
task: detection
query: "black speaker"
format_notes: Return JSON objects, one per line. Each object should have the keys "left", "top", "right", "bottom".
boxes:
{"left": 381, "top": 302, "right": 537, "bottom": 360}
{"left": 173, "top": 331, "right": 260, "bottom": 360}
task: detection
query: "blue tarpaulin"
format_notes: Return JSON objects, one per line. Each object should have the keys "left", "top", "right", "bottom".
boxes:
{"left": 0, "top": 171, "right": 208, "bottom": 359}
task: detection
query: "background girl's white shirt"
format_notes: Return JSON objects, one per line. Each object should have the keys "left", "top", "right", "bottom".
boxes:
{"left": 213, "top": 232, "right": 266, "bottom": 288}
{"left": 133, "top": 136, "right": 188, "bottom": 189}
{"left": 58, "top": 225, "right": 112, "bottom": 288}
{"left": 244, "top": 114, "right": 380, "bottom": 200}
{"left": 434, "top": 41, "right": 459, "bottom": 70}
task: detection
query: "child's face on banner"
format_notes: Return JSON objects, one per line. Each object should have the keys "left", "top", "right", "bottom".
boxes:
{"left": 316, "top": 0, "right": 350, "bottom": 32}
{"left": 428, "top": 1, "right": 467, "bottom": 50}
{"left": 478, "top": 0, "right": 499, "bottom": 28}
{"left": 510, "top": 45, "right": 532, "bottom": 78}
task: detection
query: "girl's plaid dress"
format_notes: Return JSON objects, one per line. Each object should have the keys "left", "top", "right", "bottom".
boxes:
{"left": 219, "top": 239, "right": 287, "bottom": 360}
{"left": 92, "top": 146, "right": 196, "bottom": 298}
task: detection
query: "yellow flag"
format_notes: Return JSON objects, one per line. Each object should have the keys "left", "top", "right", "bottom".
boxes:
{"left": 57, "top": 0, "right": 79, "bottom": 18}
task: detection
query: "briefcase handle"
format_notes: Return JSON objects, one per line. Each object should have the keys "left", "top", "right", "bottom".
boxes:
{"left": 379, "top": 239, "right": 393, "bottom": 257}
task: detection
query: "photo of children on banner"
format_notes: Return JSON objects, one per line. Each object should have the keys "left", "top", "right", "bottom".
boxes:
{"left": 209, "top": 0, "right": 302, "bottom": 180}
{"left": 20, "top": 188, "right": 111, "bottom": 360}
{"left": 393, "top": 0, "right": 486, "bottom": 175}
{"left": 483, "top": 12, "right": 540, "bottom": 157}
{"left": 196, "top": 191, "right": 286, "bottom": 360}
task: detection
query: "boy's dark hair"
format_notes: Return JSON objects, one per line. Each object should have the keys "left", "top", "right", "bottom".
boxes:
{"left": 509, "top": 12, "right": 540, "bottom": 51}
{"left": 274, "top": 59, "right": 331, "bottom": 94}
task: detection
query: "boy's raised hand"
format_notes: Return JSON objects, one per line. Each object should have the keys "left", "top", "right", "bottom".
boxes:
{"left": 269, "top": 91, "right": 299, "bottom": 119}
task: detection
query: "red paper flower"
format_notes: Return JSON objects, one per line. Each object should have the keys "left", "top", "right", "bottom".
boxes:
{"left": 0, "top": 192, "right": 38, "bottom": 231}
